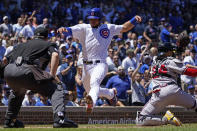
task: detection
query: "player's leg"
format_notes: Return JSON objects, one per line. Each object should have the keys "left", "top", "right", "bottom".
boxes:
{"left": 4, "top": 90, "right": 25, "bottom": 128}
{"left": 36, "top": 79, "right": 78, "bottom": 128}
{"left": 82, "top": 66, "right": 91, "bottom": 93}
{"left": 3, "top": 64, "right": 26, "bottom": 128}
{"left": 137, "top": 95, "right": 167, "bottom": 126}
{"left": 170, "top": 87, "right": 197, "bottom": 111}
{"left": 137, "top": 85, "right": 182, "bottom": 126}
{"left": 87, "top": 63, "right": 106, "bottom": 106}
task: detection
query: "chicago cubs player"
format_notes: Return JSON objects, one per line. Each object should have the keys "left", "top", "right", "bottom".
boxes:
{"left": 58, "top": 8, "right": 142, "bottom": 113}
{"left": 136, "top": 32, "right": 197, "bottom": 126}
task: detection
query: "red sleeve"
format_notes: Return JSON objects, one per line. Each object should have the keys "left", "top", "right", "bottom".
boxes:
{"left": 183, "top": 67, "right": 197, "bottom": 77}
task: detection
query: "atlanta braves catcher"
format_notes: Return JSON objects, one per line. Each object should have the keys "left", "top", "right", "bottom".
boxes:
{"left": 136, "top": 31, "right": 197, "bottom": 126}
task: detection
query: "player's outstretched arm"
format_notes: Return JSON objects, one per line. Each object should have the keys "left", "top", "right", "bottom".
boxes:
{"left": 120, "top": 15, "right": 142, "bottom": 33}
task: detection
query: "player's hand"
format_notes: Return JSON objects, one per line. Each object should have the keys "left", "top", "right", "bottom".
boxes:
{"left": 135, "top": 15, "right": 142, "bottom": 23}
{"left": 57, "top": 27, "right": 68, "bottom": 34}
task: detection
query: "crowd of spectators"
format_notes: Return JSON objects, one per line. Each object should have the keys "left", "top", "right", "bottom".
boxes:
{"left": 0, "top": 0, "right": 197, "bottom": 107}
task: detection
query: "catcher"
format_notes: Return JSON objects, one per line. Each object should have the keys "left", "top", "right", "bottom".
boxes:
{"left": 136, "top": 31, "right": 197, "bottom": 126}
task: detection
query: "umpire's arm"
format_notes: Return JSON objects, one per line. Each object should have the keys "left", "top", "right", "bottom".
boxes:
{"left": 120, "top": 15, "right": 142, "bottom": 33}
{"left": 49, "top": 45, "right": 59, "bottom": 78}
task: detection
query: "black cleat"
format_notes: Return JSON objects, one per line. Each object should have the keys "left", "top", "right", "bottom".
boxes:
{"left": 53, "top": 112, "right": 78, "bottom": 128}
{"left": 4, "top": 119, "right": 24, "bottom": 128}
{"left": 53, "top": 118, "right": 78, "bottom": 128}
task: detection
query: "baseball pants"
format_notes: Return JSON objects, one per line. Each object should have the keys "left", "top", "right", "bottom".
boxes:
{"left": 137, "top": 83, "right": 197, "bottom": 126}
{"left": 4, "top": 63, "right": 65, "bottom": 120}
{"left": 82, "top": 63, "right": 114, "bottom": 106}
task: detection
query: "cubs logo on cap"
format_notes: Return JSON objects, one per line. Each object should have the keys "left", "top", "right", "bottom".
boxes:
{"left": 100, "top": 28, "right": 110, "bottom": 39}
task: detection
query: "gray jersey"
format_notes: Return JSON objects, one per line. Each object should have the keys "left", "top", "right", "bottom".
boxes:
{"left": 151, "top": 57, "right": 185, "bottom": 87}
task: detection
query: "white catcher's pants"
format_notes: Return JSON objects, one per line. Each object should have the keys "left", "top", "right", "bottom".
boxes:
{"left": 82, "top": 63, "right": 114, "bottom": 106}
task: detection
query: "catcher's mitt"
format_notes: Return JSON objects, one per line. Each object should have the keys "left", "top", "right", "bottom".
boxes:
{"left": 176, "top": 30, "right": 190, "bottom": 48}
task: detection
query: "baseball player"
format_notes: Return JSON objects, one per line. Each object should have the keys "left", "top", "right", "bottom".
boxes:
{"left": 136, "top": 31, "right": 197, "bottom": 126}
{"left": 58, "top": 8, "right": 142, "bottom": 113}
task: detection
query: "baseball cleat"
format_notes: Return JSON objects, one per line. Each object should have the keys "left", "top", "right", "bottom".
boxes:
{"left": 86, "top": 95, "right": 93, "bottom": 114}
{"left": 164, "top": 110, "right": 182, "bottom": 126}
{"left": 109, "top": 88, "right": 117, "bottom": 106}
{"left": 53, "top": 118, "right": 78, "bottom": 128}
{"left": 4, "top": 119, "right": 24, "bottom": 128}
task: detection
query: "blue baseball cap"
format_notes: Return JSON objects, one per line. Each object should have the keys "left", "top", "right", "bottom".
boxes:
{"left": 188, "top": 85, "right": 194, "bottom": 89}
{"left": 66, "top": 54, "right": 73, "bottom": 59}
{"left": 160, "top": 17, "right": 166, "bottom": 21}
{"left": 138, "top": 35, "right": 143, "bottom": 40}
{"left": 87, "top": 8, "right": 103, "bottom": 19}
{"left": 115, "top": 38, "right": 122, "bottom": 42}
{"left": 66, "top": 35, "right": 72, "bottom": 40}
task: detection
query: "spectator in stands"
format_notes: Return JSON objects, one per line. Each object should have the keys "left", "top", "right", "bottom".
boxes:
{"left": 20, "top": 17, "right": 35, "bottom": 39}
{"left": 194, "top": 38, "right": 197, "bottom": 55}
{"left": 143, "top": 18, "right": 158, "bottom": 43}
{"left": 158, "top": 18, "right": 166, "bottom": 34}
{"left": 0, "top": 88, "right": 4, "bottom": 106}
{"left": 108, "top": 55, "right": 121, "bottom": 72}
{"left": 0, "top": 16, "right": 13, "bottom": 36}
{"left": 66, "top": 91, "right": 78, "bottom": 106}
{"left": 127, "top": 32, "right": 137, "bottom": 49}
{"left": 188, "top": 85, "right": 195, "bottom": 97}
{"left": 126, "top": 67, "right": 135, "bottom": 105}
{"left": 181, "top": 49, "right": 196, "bottom": 92}
{"left": 59, "top": 43, "right": 69, "bottom": 60}
{"left": 22, "top": 90, "right": 36, "bottom": 106}
{"left": 35, "top": 95, "right": 51, "bottom": 106}
{"left": 116, "top": 39, "right": 126, "bottom": 61}
{"left": 37, "top": 18, "right": 49, "bottom": 29}
{"left": 131, "top": 63, "right": 146, "bottom": 106}
{"left": 13, "top": 17, "right": 23, "bottom": 37}
{"left": 150, "top": 47, "right": 158, "bottom": 61}
{"left": 106, "top": 48, "right": 114, "bottom": 66}
{"left": 75, "top": 65, "right": 85, "bottom": 103}
{"left": 1, "top": 85, "right": 10, "bottom": 106}
{"left": 106, "top": 66, "right": 131, "bottom": 106}
{"left": 160, "top": 23, "right": 178, "bottom": 47}
{"left": 56, "top": 54, "right": 77, "bottom": 91}
{"left": 0, "top": 39, "right": 6, "bottom": 60}
{"left": 4, "top": 37, "right": 17, "bottom": 56}
{"left": 189, "top": 25, "right": 195, "bottom": 43}
{"left": 17, "top": 33, "right": 27, "bottom": 44}
{"left": 122, "top": 49, "right": 137, "bottom": 74}
{"left": 192, "top": 24, "right": 197, "bottom": 43}
{"left": 32, "top": 17, "right": 38, "bottom": 28}
{"left": 1, "top": 33, "right": 10, "bottom": 47}
{"left": 139, "top": 53, "right": 152, "bottom": 74}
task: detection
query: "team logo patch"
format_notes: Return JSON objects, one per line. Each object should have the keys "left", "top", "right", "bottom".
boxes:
{"left": 100, "top": 28, "right": 110, "bottom": 39}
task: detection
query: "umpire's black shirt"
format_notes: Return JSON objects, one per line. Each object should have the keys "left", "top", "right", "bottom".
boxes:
{"left": 7, "top": 38, "right": 58, "bottom": 70}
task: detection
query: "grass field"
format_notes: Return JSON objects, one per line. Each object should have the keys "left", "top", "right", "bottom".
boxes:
{"left": 1, "top": 124, "right": 197, "bottom": 131}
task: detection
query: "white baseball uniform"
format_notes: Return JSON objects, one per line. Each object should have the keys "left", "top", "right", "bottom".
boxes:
{"left": 70, "top": 23, "right": 123, "bottom": 106}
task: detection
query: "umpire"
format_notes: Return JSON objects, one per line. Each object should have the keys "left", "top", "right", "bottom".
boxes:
{"left": 2, "top": 27, "right": 78, "bottom": 128}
